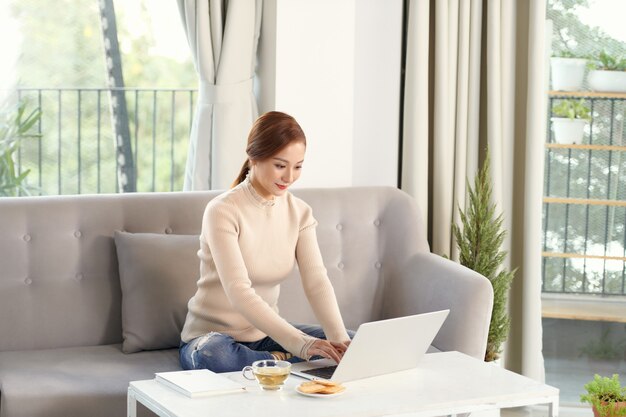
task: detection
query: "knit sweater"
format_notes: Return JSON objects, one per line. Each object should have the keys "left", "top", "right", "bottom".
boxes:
{"left": 180, "top": 177, "right": 349, "bottom": 359}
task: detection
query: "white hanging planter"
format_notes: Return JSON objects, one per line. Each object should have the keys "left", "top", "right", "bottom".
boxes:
{"left": 588, "top": 70, "right": 626, "bottom": 93}
{"left": 551, "top": 118, "right": 587, "bottom": 144}
{"left": 550, "top": 58, "right": 586, "bottom": 91}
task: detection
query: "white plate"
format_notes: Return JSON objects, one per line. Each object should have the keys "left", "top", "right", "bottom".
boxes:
{"left": 295, "top": 386, "right": 346, "bottom": 398}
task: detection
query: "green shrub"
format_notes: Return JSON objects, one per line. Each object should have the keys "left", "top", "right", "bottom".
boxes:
{"left": 581, "top": 374, "right": 626, "bottom": 417}
{"left": 0, "top": 101, "right": 42, "bottom": 196}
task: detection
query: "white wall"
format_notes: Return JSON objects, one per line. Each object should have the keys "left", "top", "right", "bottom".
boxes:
{"left": 257, "top": 0, "right": 403, "bottom": 188}
{"left": 352, "top": 0, "right": 403, "bottom": 186}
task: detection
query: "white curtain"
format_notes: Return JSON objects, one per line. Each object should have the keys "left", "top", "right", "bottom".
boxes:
{"left": 177, "top": 0, "right": 262, "bottom": 190}
{"left": 402, "top": 0, "right": 547, "bottom": 381}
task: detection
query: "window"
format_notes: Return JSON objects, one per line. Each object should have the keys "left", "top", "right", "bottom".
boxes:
{"left": 544, "top": 0, "right": 626, "bottom": 406}
{"left": 1, "top": 0, "right": 196, "bottom": 194}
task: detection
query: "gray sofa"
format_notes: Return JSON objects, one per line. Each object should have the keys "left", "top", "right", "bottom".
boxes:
{"left": 0, "top": 186, "right": 493, "bottom": 417}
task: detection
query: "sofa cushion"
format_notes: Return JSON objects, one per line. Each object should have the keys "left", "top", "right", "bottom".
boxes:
{"left": 0, "top": 344, "right": 181, "bottom": 417}
{"left": 114, "top": 231, "right": 200, "bottom": 353}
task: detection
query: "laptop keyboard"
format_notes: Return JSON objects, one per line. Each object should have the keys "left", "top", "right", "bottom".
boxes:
{"left": 301, "top": 365, "right": 337, "bottom": 380}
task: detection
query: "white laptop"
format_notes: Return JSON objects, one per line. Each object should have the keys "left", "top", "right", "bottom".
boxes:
{"left": 290, "top": 309, "right": 449, "bottom": 382}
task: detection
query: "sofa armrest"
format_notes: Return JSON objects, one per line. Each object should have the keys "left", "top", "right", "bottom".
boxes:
{"left": 384, "top": 252, "right": 493, "bottom": 360}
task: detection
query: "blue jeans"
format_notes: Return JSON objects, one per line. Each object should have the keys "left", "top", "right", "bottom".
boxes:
{"left": 179, "top": 324, "right": 354, "bottom": 373}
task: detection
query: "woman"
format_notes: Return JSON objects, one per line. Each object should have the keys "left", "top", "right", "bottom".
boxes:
{"left": 180, "top": 111, "right": 352, "bottom": 373}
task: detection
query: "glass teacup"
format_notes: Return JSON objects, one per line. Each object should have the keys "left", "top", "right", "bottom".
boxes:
{"left": 242, "top": 359, "right": 291, "bottom": 391}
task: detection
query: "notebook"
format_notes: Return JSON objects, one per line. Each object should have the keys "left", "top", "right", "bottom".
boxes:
{"left": 290, "top": 309, "right": 449, "bottom": 382}
{"left": 155, "top": 369, "right": 246, "bottom": 398}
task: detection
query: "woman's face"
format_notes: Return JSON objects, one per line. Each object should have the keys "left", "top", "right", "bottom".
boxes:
{"left": 250, "top": 140, "right": 305, "bottom": 200}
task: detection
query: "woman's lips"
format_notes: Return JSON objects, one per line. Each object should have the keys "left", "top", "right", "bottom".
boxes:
{"left": 276, "top": 184, "right": 287, "bottom": 190}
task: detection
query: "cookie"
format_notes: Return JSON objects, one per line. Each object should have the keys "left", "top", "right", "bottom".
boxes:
{"left": 298, "top": 380, "right": 346, "bottom": 395}
{"left": 318, "top": 384, "right": 346, "bottom": 394}
{"left": 298, "top": 382, "right": 327, "bottom": 393}
{"left": 310, "top": 379, "right": 339, "bottom": 387}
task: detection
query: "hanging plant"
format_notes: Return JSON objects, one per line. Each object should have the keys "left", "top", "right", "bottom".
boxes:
{"left": 587, "top": 51, "right": 626, "bottom": 93}
{"left": 550, "top": 99, "right": 590, "bottom": 145}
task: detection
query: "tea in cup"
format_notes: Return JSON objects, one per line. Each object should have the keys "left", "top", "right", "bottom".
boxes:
{"left": 242, "top": 359, "right": 291, "bottom": 391}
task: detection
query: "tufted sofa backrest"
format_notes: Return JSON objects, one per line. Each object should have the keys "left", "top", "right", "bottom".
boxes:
{"left": 277, "top": 187, "right": 429, "bottom": 330}
{"left": 0, "top": 187, "right": 428, "bottom": 352}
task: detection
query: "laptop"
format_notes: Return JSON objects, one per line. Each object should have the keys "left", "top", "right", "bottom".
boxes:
{"left": 290, "top": 309, "right": 449, "bottom": 382}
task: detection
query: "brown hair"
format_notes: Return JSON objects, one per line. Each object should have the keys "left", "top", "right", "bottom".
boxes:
{"left": 231, "top": 111, "right": 306, "bottom": 187}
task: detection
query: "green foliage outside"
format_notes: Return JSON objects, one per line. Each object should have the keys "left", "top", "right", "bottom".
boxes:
{"left": 553, "top": 49, "right": 586, "bottom": 59}
{"left": 7, "top": 0, "right": 197, "bottom": 194}
{"left": 9, "top": 0, "right": 196, "bottom": 89}
{"left": 452, "top": 150, "right": 516, "bottom": 362}
{"left": 548, "top": 0, "right": 626, "bottom": 59}
{"left": 581, "top": 374, "right": 626, "bottom": 417}
{"left": 0, "top": 101, "right": 42, "bottom": 196}
{"left": 552, "top": 98, "right": 591, "bottom": 120}
{"left": 579, "top": 328, "right": 626, "bottom": 361}
{"left": 544, "top": 0, "right": 626, "bottom": 295}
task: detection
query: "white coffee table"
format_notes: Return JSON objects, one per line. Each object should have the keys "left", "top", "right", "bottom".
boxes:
{"left": 127, "top": 351, "right": 559, "bottom": 417}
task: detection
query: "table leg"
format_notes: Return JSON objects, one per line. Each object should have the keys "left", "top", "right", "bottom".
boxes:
{"left": 127, "top": 388, "right": 137, "bottom": 417}
{"left": 548, "top": 397, "right": 560, "bottom": 417}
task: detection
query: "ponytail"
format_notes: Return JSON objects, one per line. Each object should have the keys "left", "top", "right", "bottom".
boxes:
{"left": 231, "top": 159, "right": 250, "bottom": 188}
{"left": 232, "top": 111, "right": 306, "bottom": 188}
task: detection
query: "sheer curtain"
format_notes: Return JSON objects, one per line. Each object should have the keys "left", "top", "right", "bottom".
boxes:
{"left": 402, "top": 0, "right": 547, "bottom": 380}
{"left": 177, "top": 0, "right": 262, "bottom": 190}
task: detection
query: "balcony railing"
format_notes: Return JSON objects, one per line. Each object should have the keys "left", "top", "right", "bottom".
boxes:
{"left": 10, "top": 87, "right": 195, "bottom": 195}
{"left": 9, "top": 87, "right": 625, "bottom": 295}
{"left": 543, "top": 91, "right": 626, "bottom": 296}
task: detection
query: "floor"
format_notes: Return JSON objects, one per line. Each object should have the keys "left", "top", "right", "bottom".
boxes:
{"left": 502, "top": 405, "right": 590, "bottom": 417}
{"left": 498, "top": 355, "right": 626, "bottom": 417}
{"left": 544, "top": 356, "right": 626, "bottom": 405}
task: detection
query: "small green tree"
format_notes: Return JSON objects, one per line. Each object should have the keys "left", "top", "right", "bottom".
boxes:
{"left": 452, "top": 149, "right": 516, "bottom": 362}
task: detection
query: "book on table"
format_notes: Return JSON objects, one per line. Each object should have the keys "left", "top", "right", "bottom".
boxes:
{"left": 155, "top": 369, "right": 246, "bottom": 398}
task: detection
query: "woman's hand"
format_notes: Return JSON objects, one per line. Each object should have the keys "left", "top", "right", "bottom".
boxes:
{"left": 307, "top": 340, "right": 351, "bottom": 363}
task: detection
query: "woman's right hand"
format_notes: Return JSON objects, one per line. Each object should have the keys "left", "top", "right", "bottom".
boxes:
{"left": 306, "top": 339, "right": 349, "bottom": 363}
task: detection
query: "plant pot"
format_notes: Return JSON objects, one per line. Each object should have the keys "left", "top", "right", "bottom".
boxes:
{"left": 551, "top": 117, "right": 587, "bottom": 144}
{"left": 588, "top": 70, "right": 626, "bottom": 93}
{"left": 551, "top": 57, "right": 587, "bottom": 91}
{"left": 592, "top": 401, "right": 626, "bottom": 417}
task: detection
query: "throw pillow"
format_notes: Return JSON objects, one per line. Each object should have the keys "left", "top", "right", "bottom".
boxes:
{"left": 114, "top": 231, "right": 200, "bottom": 353}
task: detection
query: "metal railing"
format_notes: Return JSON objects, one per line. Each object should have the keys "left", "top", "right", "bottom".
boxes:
{"left": 9, "top": 88, "right": 625, "bottom": 295}
{"left": 10, "top": 87, "right": 195, "bottom": 195}
{"left": 543, "top": 91, "right": 626, "bottom": 296}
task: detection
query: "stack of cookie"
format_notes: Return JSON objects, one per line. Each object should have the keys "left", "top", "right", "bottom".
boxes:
{"left": 297, "top": 380, "right": 346, "bottom": 395}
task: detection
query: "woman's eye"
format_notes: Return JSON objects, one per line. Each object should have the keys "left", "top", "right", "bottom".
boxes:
{"left": 275, "top": 164, "right": 286, "bottom": 169}
{"left": 296, "top": 166, "right": 302, "bottom": 170}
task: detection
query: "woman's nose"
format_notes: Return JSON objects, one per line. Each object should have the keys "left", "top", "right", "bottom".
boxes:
{"left": 282, "top": 170, "right": 294, "bottom": 183}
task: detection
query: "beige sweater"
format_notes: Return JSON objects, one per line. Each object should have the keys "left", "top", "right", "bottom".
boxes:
{"left": 181, "top": 178, "right": 349, "bottom": 358}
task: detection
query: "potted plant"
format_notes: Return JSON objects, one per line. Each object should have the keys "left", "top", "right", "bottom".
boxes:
{"left": 581, "top": 374, "right": 626, "bottom": 417}
{"left": 551, "top": 50, "right": 587, "bottom": 91}
{"left": 452, "top": 149, "right": 516, "bottom": 362}
{"left": 587, "top": 51, "right": 626, "bottom": 93}
{"left": 0, "top": 101, "right": 42, "bottom": 196}
{"left": 551, "top": 99, "right": 590, "bottom": 144}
